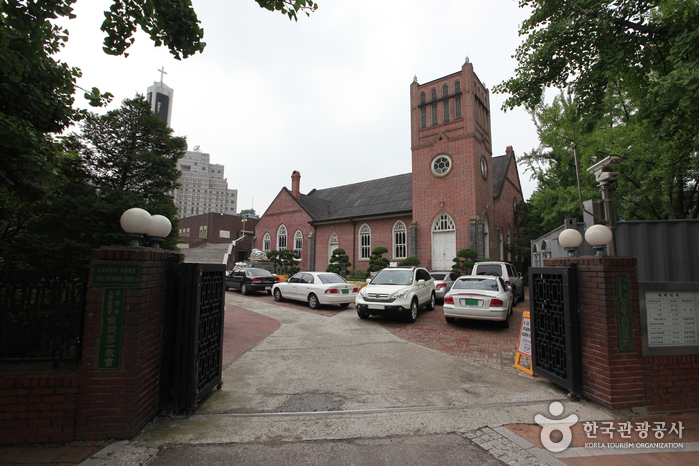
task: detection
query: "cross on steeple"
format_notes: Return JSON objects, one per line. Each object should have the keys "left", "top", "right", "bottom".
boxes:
{"left": 158, "top": 66, "right": 167, "bottom": 82}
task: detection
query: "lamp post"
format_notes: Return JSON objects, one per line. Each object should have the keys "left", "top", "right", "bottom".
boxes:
{"left": 120, "top": 208, "right": 152, "bottom": 247}
{"left": 558, "top": 228, "right": 583, "bottom": 257}
{"left": 148, "top": 215, "right": 172, "bottom": 249}
{"left": 585, "top": 224, "right": 613, "bottom": 256}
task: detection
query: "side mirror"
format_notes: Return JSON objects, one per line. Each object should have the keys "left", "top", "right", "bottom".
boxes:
{"left": 518, "top": 272, "right": 522, "bottom": 278}
{"left": 418, "top": 279, "right": 425, "bottom": 286}
{"left": 366, "top": 278, "right": 372, "bottom": 284}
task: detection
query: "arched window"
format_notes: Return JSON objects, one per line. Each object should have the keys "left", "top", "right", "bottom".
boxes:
{"left": 359, "top": 224, "right": 371, "bottom": 260}
{"left": 442, "top": 84, "right": 450, "bottom": 123}
{"left": 420, "top": 92, "right": 427, "bottom": 128}
{"left": 328, "top": 232, "right": 339, "bottom": 263}
{"left": 430, "top": 88, "right": 438, "bottom": 126}
{"left": 263, "top": 233, "right": 271, "bottom": 252}
{"left": 393, "top": 221, "right": 407, "bottom": 259}
{"left": 432, "top": 214, "right": 455, "bottom": 232}
{"left": 294, "top": 230, "right": 303, "bottom": 258}
{"left": 277, "top": 225, "right": 287, "bottom": 250}
{"left": 483, "top": 216, "right": 490, "bottom": 258}
{"left": 454, "top": 80, "right": 462, "bottom": 119}
{"left": 507, "top": 227, "right": 512, "bottom": 262}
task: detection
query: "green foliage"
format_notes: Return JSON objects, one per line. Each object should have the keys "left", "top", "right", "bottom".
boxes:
{"left": 238, "top": 208, "right": 258, "bottom": 218}
{"left": 266, "top": 249, "right": 300, "bottom": 275}
{"left": 0, "top": 0, "right": 318, "bottom": 269}
{"left": 326, "top": 248, "right": 351, "bottom": 274}
{"left": 367, "top": 246, "right": 390, "bottom": 273}
{"left": 345, "top": 269, "right": 369, "bottom": 281}
{"left": 0, "top": 96, "right": 185, "bottom": 269}
{"left": 399, "top": 257, "right": 420, "bottom": 267}
{"left": 451, "top": 248, "right": 477, "bottom": 275}
{"left": 496, "top": 0, "right": 699, "bottom": 220}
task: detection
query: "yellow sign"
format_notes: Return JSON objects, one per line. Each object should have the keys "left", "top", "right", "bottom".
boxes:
{"left": 515, "top": 311, "right": 534, "bottom": 375}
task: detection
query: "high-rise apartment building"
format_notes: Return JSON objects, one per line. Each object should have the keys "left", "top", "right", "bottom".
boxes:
{"left": 146, "top": 70, "right": 239, "bottom": 218}
{"left": 172, "top": 149, "right": 238, "bottom": 218}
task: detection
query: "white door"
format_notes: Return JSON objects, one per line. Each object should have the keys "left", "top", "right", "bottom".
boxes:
{"left": 432, "top": 214, "right": 456, "bottom": 271}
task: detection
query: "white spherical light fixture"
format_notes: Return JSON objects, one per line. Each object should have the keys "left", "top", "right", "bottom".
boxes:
{"left": 558, "top": 228, "right": 583, "bottom": 256}
{"left": 120, "top": 208, "right": 153, "bottom": 247}
{"left": 585, "top": 224, "right": 613, "bottom": 256}
{"left": 147, "top": 215, "right": 172, "bottom": 249}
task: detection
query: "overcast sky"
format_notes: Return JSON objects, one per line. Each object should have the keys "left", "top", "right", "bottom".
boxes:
{"left": 58, "top": 0, "right": 540, "bottom": 215}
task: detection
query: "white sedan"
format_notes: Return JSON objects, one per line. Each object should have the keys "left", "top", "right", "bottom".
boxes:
{"left": 443, "top": 275, "right": 514, "bottom": 328}
{"left": 272, "top": 272, "right": 359, "bottom": 309}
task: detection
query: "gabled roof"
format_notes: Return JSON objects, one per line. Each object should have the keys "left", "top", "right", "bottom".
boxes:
{"left": 492, "top": 149, "right": 522, "bottom": 199}
{"left": 296, "top": 173, "right": 413, "bottom": 223}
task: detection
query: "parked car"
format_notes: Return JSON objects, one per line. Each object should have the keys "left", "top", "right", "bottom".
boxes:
{"left": 225, "top": 268, "right": 279, "bottom": 295}
{"left": 470, "top": 261, "right": 525, "bottom": 304}
{"left": 272, "top": 272, "right": 358, "bottom": 309}
{"left": 429, "top": 271, "right": 459, "bottom": 303}
{"left": 443, "top": 275, "right": 514, "bottom": 328}
{"left": 355, "top": 266, "right": 436, "bottom": 323}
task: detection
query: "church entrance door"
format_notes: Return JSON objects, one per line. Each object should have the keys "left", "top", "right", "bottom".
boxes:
{"left": 431, "top": 214, "right": 456, "bottom": 271}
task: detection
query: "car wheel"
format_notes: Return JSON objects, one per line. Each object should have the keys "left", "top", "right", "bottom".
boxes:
{"left": 445, "top": 316, "right": 456, "bottom": 324}
{"left": 405, "top": 299, "right": 418, "bottom": 323}
{"left": 241, "top": 284, "right": 248, "bottom": 295}
{"left": 519, "top": 289, "right": 526, "bottom": 302}
{"left": 225, "top": 284, "right": 230, "bottom": 291}
{"left": 274, "top": 288, "right": 284, "bottom": 302}
{"left": 357, "top": 307, "right": 370, "bottom": 319}
{"left": 267, "top": 289, "right": 272, "bottom": 295}
{"left": 308, "top": 293, "right": 320, "bottom": 309}
{"left": 426, "top": 292, "right": 436, "bottom": 311}
{"left": 339, "top": 303, "right": 350, "bottom": 308}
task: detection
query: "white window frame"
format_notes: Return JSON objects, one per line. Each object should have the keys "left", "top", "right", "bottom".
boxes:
{"left": 359, "top": 224, "right": 371, "bottom": 260}
{"left": 294, "top": 230, "right": 303, "bottom": 258}
{"left": 277, "top": 225, "right": 287, "bottom": 251}
{"left": 329, "top": 232, "right": 339, "bottom": 264}
{"left": 263, "top": 233, "right": 271, "bottom": 253}
{"left": 393, "top": 221, "right": 407, "bottom": 259}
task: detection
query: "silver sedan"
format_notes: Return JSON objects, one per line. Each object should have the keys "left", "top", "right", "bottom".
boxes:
{"left": 272, "top": 272, "right": 358, "bottom": 309}
{"left": 429, "top": 271, "right": 459, "bottom": 302}
{"left": 443, "top": 276, "right": 514, "bottom": 328}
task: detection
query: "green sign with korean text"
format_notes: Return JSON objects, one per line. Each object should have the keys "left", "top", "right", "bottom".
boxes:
{"left": 98, "top": 288, "right": 125, "bottom": 369}
{"left": 616, "top": 276, "right": 634, "bottom": 351}
{"left": 91, "top": 263, "right": 140, "bottom": 286}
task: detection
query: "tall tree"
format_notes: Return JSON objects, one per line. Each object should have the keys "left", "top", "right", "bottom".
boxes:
{"left": 0, "top": 0, "right": 318, "bottom": 214}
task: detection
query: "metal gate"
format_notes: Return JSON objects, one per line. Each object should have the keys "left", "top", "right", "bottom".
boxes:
{"left": 160, "top": 262, "right": 226, "bottom": 414}
{"left": 529, "top": 265, "right": 582, "bottom": 394}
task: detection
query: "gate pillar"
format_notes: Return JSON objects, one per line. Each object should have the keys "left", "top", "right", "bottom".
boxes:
{"left": 76, "top": 247, "right": 183, "bottom": 440}
{"left": 546, "top": 256, "right": 645, "bottom": 410}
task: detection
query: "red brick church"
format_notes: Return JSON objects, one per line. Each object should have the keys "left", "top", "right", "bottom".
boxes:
{"left": 254, "top": 59, "right": 524, "bottom": 272}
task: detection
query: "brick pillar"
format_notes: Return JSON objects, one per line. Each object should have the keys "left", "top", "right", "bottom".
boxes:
{"left": 545, "top": 256, "right": 645, "bottom": 410}
{"left": 75, "top": 247, "right": 182, "bottom": 440}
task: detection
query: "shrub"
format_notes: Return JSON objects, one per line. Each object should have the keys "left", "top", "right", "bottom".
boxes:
{"left": 368, "top": 246, "right": 390, "bottom": 273}
{"left": 399, "top": 256, "right": 420, "bottom": 267}
{"left": 452, "top": 248, "right": 477, "bottom": 275}
{"left": 327, "top": 248, "right": 351, "bottom": 274}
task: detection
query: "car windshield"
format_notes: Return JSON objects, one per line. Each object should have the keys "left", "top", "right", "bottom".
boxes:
{"left": 318, "top": 274, "right": 347, "bottom": 284}
{"left": 371, "top": 270, "right": 413, "bottom": 286}
{"left": 430, "top": 273, "right": 446, "bottom": 280}
{"left": 475, "top": 264, "right": 502, "bottom": 276}
{"left": 247, "top": 269, "right": 272, "bottom": 278}
{"left": 453, "top": 278, "right": 499, "bottom": 291}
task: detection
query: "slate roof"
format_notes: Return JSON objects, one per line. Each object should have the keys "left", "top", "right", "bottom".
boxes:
{"left": 492, "top": 152, "right": 513, "bottom": 199}
{"left": 296, "top": 173, "right": 413, "bottom": 223}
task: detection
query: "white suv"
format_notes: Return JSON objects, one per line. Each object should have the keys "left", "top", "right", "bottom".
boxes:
{"left": 471, "top": 261, "right": 525, "bottom": 303}
{"left": 355, "top": 267, "right": 436, "bottom": 323}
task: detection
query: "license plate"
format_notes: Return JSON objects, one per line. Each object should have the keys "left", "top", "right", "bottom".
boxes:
{"left": 341, "top": 289, "right": 349, "bottom": 294}
{"left": 461, "top": 298, "right": 479, "bottom": 306}
{"left": 265, "top": 286, "right": 271, "bottom": 290}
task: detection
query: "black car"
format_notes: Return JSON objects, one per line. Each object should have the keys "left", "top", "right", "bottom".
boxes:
{"left": 225, "top": 268, "right": 279, "bottom": 295}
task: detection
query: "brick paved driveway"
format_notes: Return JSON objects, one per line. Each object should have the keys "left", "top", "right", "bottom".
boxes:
{"left": 229, "top": 287, "right": 532, "bottom": 377}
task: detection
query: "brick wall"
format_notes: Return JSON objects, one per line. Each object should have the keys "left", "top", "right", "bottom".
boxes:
{"left": 0, "top": 364, "right": 80, "bottom": 444}
{"left": 492, "top": 152, "right": 523, "bottom": 262}
{"left": 545, "top": 256, "right": 699, "bottom": 414}
{"left": 75, "top": 247, "right": 181, "bottom": 440}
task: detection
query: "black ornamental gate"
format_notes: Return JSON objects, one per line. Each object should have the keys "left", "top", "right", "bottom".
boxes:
{"left": 160, "top": 262, "right": 226, "bottom": 414}
{"left": 529, "top": 265, "right": 582, "bottom": 395}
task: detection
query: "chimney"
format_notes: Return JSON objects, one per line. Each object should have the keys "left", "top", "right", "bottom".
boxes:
{"left": 506, "top": 145, "right": 513, "bottom": 154}
{"left": 291, "top": 171, "right": 301, "bottom": 199}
